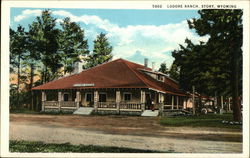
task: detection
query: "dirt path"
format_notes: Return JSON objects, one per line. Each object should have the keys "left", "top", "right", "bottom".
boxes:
{"left": 9, "top": 114, "right": 242, "bottom": 153}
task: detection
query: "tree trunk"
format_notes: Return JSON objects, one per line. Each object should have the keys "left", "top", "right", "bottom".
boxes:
{"left": 30, "top": 63, "right": 34, "bottom": 110}
{"left": 214, "top": 91, "right": 217, "bottom": 107}
{"left": 221, "top": 96, "right": 224, "bottom": 109}
{"left": 192, "top": 86, "right": 195, "bottom": 115}
{"left": 232, "top": 49, "right": 241, "bottom": 122}
{"left": 17, "top": 56, "right": 21, "bottom": 108}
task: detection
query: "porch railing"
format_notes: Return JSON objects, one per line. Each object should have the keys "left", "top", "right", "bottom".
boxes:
{"left": 61, "top": 101, "right": 77, "bottom": 107}
{"left": 44, "top": 101, "right": 59, "bottom": 107}
{"left": 43, "top": 101, "right": 77, "bottom": 110}
{"left": 162, "top": 104, "right": 184, "bottom": 110}
{"left": 120, "top": 102, "right": 142, "bottom": 110}
{"left": 97, "top": 102, "right": 117, "bottom": 109}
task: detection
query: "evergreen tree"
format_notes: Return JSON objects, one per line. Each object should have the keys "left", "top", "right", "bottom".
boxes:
{"left": 168, "top": 62, "right": 180, "bottom": 81}
{"left": 25, "top": 21, "right": 44, "bottom": 110}
{"left": 188, "top": 9, "right": 242, "bottom": 122}
{"left": 10, "top": 25, "right": 27, "bottom": 107}
{"left": 158, "top": 63, "right": 168, "bottom": 74}
{"left": 171, "top": 9, "right": 242, "bottom": 121}
{"left": 35, "top": 10, "right": 62, "bottom": 83}
{"left": 83, "top": 33, "right": 112, "bottom": 69}
{"left": 59, "top": 17, "right": 89, "bottom": 74}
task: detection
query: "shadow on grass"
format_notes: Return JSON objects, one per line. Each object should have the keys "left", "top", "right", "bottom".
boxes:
{"left": 10, "top": 140, "right": 171, "bottom": 153}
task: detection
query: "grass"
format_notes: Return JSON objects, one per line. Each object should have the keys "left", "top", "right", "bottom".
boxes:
{"left": 10, "top": 108, "right": 40, "bottom": 114}
{"left": 9, "top": 140, "right": 168, "bottom": 153}
{"left": 159, "top": 113, "right": 242, "bottom": 129}
{"left": 10, "top": 108, "right": 73, "bottom": 115}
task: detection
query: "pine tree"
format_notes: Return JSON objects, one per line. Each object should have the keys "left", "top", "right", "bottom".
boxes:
{"left": 35, "top": 10, "right": 62, "bottom": 83}
{"left": 10, "top": 25, "right": 27, "bottom": 107}
{"left": 188, "top": 9, "right": 242, "bottom": 122}
{"left": 158, "top": 63, "right": 168, "bottom": 74}
{"left": 59, "top": 17, "right": 89, "bottom": 74}
{"left": 171, "top": 10, "right": 242, "bottom": 121}
{"left": 83, "top": 33, "right": 112, "bottom": 69}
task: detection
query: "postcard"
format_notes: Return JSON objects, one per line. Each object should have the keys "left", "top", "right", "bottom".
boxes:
{"left": 1, "top": 0, "right": 249, "bottom": 158}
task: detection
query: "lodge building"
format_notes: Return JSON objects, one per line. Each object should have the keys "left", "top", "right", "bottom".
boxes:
{"left": 32, "top": 58, "right": 189, "bottom": 115}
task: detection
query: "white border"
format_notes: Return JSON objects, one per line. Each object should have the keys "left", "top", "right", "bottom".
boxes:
{"left": 1, "top": 0, "right": 249, "bottom": 158}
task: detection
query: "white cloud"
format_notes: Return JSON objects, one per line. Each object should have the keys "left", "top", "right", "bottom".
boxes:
{"left": 14, "top": 9, "right": 42, "bottom": 22}
{"left": 14, "top": 9, "right": 209, "bottom": 69}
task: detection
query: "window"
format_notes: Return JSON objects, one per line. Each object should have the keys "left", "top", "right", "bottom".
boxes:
{"left": 63, "top": 93, "right": 69, "bottom": 101}
{"left": 157, "top": 74, "right": 164, "bottom": 82}
{"left": 124, "top": 93, "right": 132, "bottom": 101}
{"left": 99, "top": 93, "right": 107, "bottom": 102}
{"left": 157, "top": 74, "right": 161, "bottom": 80}
{"left": 85, "top": 93, "right": 92, "bottom": 102}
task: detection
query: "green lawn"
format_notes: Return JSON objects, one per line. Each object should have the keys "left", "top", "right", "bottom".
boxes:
{"left": 10, "top": 108, "right": 40, "bottom": 114}
{"left": 159, "top": 113, "right": 242, "bottom": 129}
{"left": 10, "top": 108, "right": 73, "bottom": 115}
{"left": 10, "top": 140, "right": 168, "bottom": 153}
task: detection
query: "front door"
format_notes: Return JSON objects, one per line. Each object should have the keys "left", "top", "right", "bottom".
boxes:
{"left": 85, "top": 93, "right": 93, "bottom": 107}
{"left": 145, "top": 93, "right": 152, "bottom": 110}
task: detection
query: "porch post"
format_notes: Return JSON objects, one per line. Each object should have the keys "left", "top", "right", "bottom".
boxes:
{"left": 182, "top": 97, "right": 187, "bottom": 109}
{"left": 186, "top": 98, "right": 188, "bottom": 109}
{"left": 158, "top": 93, "right": 161, "bottom": 103}
{"left": 176, "top": 96, "right": 179, "bottom": 109}
{"left": 141, "top": 90, "right": 146, "bottom": 111}
{"left": 161, "top": 93, "right": 164, "bottom": 103}
{"left": 76, "top": 91, "right": 80, "bottom": 109}
{"left": 94, "top": 91, "right": 99, "bottom": 112}
{"left": 42, "top": 91, "right": 46, "bottom": 111}
{"left": 158, "top": 93, "right": 164, "bottom": 115}
{"left": 116, "top": 91, "right": 121, "bottom": 113}
{"left": 171, "top": 95, "right": 174, "bottom": 109}
{"left": 58, "top": 91, "right": 62, "bottom": 111}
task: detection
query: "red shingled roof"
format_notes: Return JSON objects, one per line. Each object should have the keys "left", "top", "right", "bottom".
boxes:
{"left": 32, "top": 59, "right": 186, "bottom": 96}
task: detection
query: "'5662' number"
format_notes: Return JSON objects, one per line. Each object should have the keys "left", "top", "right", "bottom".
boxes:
{"left": 152, "top": 4, "right": 162, "bottom": 8}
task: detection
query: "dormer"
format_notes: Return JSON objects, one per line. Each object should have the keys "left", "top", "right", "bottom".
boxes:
{"left": 157, "top": 74, "right": 165, "bottom": 82}
{"left": 139, "top": 68, "right": 165, "bottom": 82}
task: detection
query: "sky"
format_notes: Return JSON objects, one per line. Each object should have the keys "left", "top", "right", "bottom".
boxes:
{"left": 10, "top": 8, "right": 209, "bottom": 69}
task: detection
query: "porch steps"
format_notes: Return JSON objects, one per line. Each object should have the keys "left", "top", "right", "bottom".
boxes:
{"left": 73, "top": 107, "right": 94, "bottom": 115}
{"left": 141, "top": 110, "right": 159, "bottom": 117}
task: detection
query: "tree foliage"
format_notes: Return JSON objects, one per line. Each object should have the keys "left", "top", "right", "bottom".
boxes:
{"left": 171, "top": 9, "right": 242, "bottom": 121}
{"left": 158, "top": 63, "right": 168, "bottom": 74}
{"left": 59, "top": 17, "right": 89, "bottom": 74}
{"left": 9, "top": 10, "right": 115, "bottom": 110}
{"left": 83, "top": 33, "right": 112, "bottom": 69}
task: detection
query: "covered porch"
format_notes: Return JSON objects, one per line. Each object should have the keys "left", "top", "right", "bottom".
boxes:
{"left": 41, "top": 88, "right": 188, "bottom": 114}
